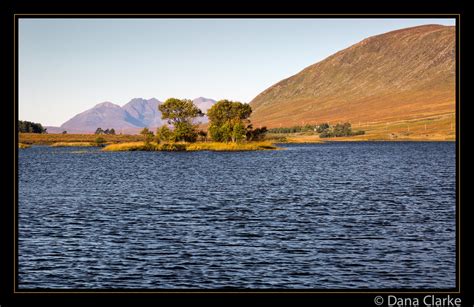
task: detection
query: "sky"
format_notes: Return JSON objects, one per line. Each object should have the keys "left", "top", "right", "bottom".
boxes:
{"left": 19, "top": 18, "right": 455, "bottom": 126}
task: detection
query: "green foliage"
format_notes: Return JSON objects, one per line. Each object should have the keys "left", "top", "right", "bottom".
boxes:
{"left": 159, "top": 98, "right": 203, "bottom": 125}
{"left": 352, "top": 130, "right": 365, "bottom": 136}
{"left": 94, "top": 137, "right": 106, "bottom": 146}
{"left": 174, "top": 122, "right": 198, "bottom": 142}
{"left": 319, "top": 130, "right": 333, "bottom": 138}
{"left": 207, "top": 100, "right": 252, "bottom": 142}
{"left": 155, "top": 125, "right": 172, "bottom": 143}
{"left": 140, "top": 127, "right": 154, "bottom": 145}
{"left": 208, "top": 124, "right": 222, "bottom": 142}
{"left": 268, "top": 125, "right": 318, "bottom": 134}
{"left": 316, "top": 123, "right": 330, "bottom": 133}
{"left": 220, "top": 122, "right": 233, "bottom": 142}
{"left": 95, "top": 127, "right": 115, "bottom": 135}
{"left": 246, "top": 126, "right": 268, "bottom": 141}
{"left": 158, "top": 98, "right": 202, "bottom": 143}
{"left": 207, "top": 100, "right": 252, "bottom": 126}
{"left": 268, "top": 122, "right": 364, "bottom": 138}
{"left": 319, "top": 122, "right": 365, "bottom": 138}
{"left": 333, "top": 123, "right": 352, "bottom": 137}
{"left": 18, "top": 120, "right": 47, "bottom": 133}
{"left": 232, "top": 122, "right": 247, "bottom": 143}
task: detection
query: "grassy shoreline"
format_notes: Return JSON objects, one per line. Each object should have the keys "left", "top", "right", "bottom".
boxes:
{"left": 268, "top": 135, "right": 456, "bottom": 144}
{"left": 18, "top": 143, "right": 31, "bottom": 149}
{"left": 102, "top": 141, "right": 278, "bottom": 152}
{"left": 51, "top": 142, "right": 97, "bottom": 147}
{"left": 19, "top": 133, "right": 142, "bottom": 145}
{"left": 19, "top": 131, "right": 455, "bottom": 149}
{"left": 265, "top": 114, "right": 455, "bottom": 143}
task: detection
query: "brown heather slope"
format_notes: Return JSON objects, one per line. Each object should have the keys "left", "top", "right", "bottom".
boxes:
{"left": 250, "top": 25, "right": 455, "bottom": 139}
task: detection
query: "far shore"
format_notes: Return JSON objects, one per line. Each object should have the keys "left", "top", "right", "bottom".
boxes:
{"left": 18, "top": 132, "right": 456, "bottom": 151}
{"left": 270, "top": 134, "right": 455, "bottom": 143}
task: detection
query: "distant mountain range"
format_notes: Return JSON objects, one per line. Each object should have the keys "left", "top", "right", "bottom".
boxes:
{"left": 46, "top": 97, "right": 216, "bottom": 134}
{"left": 249, "top": 25, "right": 455, "bottom": 129}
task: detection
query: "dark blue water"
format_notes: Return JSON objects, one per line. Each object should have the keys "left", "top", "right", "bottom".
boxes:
{"left": 18, "top": 142, "right": 456, "bottom": 289}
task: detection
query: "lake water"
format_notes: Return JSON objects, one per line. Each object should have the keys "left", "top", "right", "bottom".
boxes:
{"left": 18, "top": 142, "right": 456, "bottom": 289}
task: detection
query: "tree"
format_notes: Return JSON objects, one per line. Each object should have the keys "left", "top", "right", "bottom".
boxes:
{"left": 318, "top": 122, "right": 364, "bottom": 138}
{"left": 207, "top": 100, "right": 252, "bottom": 142}
{"left": 95, "top": 128, "right": 104, "bottom": 135}
{"left": 62, "top": 130, "right": 67, "bottom": 134}
{"left": 159, "top": 98, "right": 203, "bottom": 125}
{"left": 18, "top": 120, "right": 47, "bottom": 133}
{"left": 333, "top": 122, "right": 352, "bottom": 137}
{"left": 140, "top": 127, "right": 154, "bottom": 145}
{"left": 319, "top": 130, "right": 333, "bottom": 138}
{"left": 104, "top": 128, "right": 110, "bottom": 135}
{"left": 316, "top": 123, "right": 330, "bottom": 133}
{"left": 159, "top": 98, "right": 203, "bottom": 142}
{"left": 109, "top": 128, "right": 116, "bottom": 135}
{"left": 156, "top": 125, "right": 172, "bottom": 143}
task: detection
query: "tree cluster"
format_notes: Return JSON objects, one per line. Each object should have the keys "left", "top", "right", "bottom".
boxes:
{"left": 95, "top": 128, "right": 116, "bottom": 135}
{"left": 318, "top": 122, "right": 365, "bottom": 138}
{"left": 153, "top": 98, "right": 267, "bottom": 144}
{"left": 246, "top": 125, "right": 268, "bottom": 141}
{"left": 18, "top": 120, "right": 47, "bottom": 133}
{"left": 158, "top": 98, "right": 203, "bottom": 142}
{"left": 207, "top": 100, "right": 253, "bottom": 143}
{"left": 268, "top": 122, "right": 364, "bottom": 138}
{"left": 268, "top": 124, "right": 318, "bottom": 134}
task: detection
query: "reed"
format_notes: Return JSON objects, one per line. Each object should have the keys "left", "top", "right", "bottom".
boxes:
{"left": 51, "top": 142, "right": 95, "bottom": 147}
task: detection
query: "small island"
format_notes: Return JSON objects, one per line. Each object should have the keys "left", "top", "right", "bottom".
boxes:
{"left": 101, "top": 98, "right": 276, "bottom": 151}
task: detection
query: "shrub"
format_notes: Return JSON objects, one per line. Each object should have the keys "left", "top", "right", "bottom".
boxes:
{"left": 247, "top": 126, "right": 268, "bottom": 141}
{"left": 95, "top": 137, "right": 107, "bottom": 147}
{"left": 156, "top": 125, "right": 172, "bottom": 143}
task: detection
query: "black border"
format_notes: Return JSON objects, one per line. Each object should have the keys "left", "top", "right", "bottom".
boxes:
{"left": 2, "top": 1, "right": 470, "bottom": 306}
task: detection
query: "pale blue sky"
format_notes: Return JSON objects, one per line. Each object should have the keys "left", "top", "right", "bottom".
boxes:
{"left": 19, "top": 18, "right": 455, "bottom": 126}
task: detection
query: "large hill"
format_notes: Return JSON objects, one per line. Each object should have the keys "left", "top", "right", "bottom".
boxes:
{"left": 249, "top": 25, "right": 455, "bottom": 139}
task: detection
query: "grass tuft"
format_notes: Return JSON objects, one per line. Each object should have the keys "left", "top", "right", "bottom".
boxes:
{"left": 51, "top": 142, "right": 95, "bottom": 147}
{"left": 186, "top": 141, "right": 277, "bottom": 151}
{"left": 101, "top": 142, "right": 152, "bottom": 151}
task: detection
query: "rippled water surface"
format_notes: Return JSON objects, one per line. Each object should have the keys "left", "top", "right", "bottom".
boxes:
{"left": 18, "top": 142, "right": 456, "bottom": 289}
